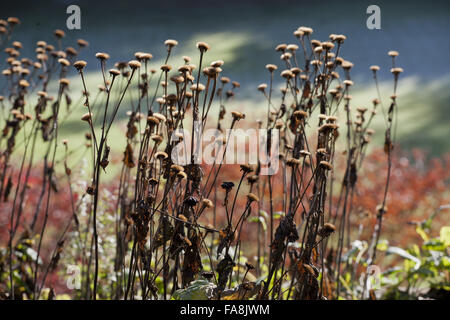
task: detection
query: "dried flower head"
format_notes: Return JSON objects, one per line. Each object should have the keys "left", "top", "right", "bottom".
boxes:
{"left": 298, "top": 26, "right": 313, "bottom": 35}
{"left": 231, "top": 110, "right": 245, "bottom": 121}
{"left": 81, "top": 112, "right": 93, "bottom": 122}
{"left": 7, "top": 17, "right": 20, "bottom": 26}
{"left": 165, "top": 39, "right": 178, "bottom": 49}
{"left": 184, "top": 196, "right": 199, "bottom": 207}
{"left": 388, "top": 50, "right": 399, "bottom": 57}
{"left": 211, "top": 60, "right": 224, "bottom": 68}
{"left": 95, "top": 52, "right": 110, "bottom": 60}
{"left": 171, "top": 164, "right": 184, "bottom": 173}
{"left": 58, "top": 58, "right": 70, "bottom": 67}
{"left": 258, "top": 83, "right": 267, "bottom": 92}
{"left": 160, "top": 64, "right": 172, "bottom": 72}
{"left": 54, "top": 29, "right": 65, "bottom": 38}
{"left": 155, "top": 151, "right": 168, "bottom": 160}
{"left": 341, "top": 60, "right": 354, "bottom": 70}
{"left": 240, "top": 164, "right": 253, "bottom": 173}
{"left": 77, "top": 39, "right": 89, "bottom": 47}
{"left": 129, "top": 60, "right": 141, "bottom": 69}
{"left": 287, "top": 44, "right": 299, "bottom": 51}
{"left": 247, "top": 193, "right": 259, "bottom": 203}
{"left": 319, "top": 160, "right": 333, "bottom": 170}
{"left": 109, "top": 69, "right": 120, "bottom": 76}
{"left": 390, "top": 67, "right": 403, "bottom": 75}
{"left": 221, "top": 181, "right": 235, "bottom": 190}
{"left": 19, "top": 79, "right": 30, "bottom": 88}
{"left": 201, "top": 198, "right": 214, "bottom": 209}
{"left": 191, "top": 83, "right": 205, "bottom": 92}
{"left": 300, "top": 150, "right": 311, "bottom": 157}
{"left": 59, "top": 78, "right": 70, "bottom": 86}
{"left": 265, "top": 64, "right": 278, "bottom": 72}
{"left": 151, "top": 134, "right": 163, "bottom": 144}
{"left": 196, "top": 42, "right": 210, "bottom": 52}
{"left": 275, "top": 43, "right": 287, "bottom": 52}
{"left": 286, "top": 158, "right": 302, "bottom": 166}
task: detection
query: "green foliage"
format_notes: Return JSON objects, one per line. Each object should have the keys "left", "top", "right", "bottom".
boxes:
{"left": 381, "top": 225, "right": 450, "bottom": 299}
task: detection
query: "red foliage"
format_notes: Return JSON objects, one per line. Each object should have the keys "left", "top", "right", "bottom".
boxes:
{"left": 351, "top": 149, "right": 450, "bottom": 247}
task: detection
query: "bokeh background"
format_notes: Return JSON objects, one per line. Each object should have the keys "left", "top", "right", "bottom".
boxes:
{"left": 1, "top": 0, "right": 450, "bottom": 156}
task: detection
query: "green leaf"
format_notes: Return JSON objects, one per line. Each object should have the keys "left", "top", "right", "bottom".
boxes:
{"left": 259, "top": 210, "right": 269, "bottom": 220}
{"left": 440, "top": 226, "right": 450, "bottom": 247}
{"left": 423, "top": 239, "right": 446, "bottom": 252}
{"left": 442, "top": 256, "right": 450, "bottom": 268}
{"left": 412, "top": 244, "right": 421, "bottom": 258}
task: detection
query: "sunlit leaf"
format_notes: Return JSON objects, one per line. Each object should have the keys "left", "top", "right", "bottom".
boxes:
{"left": 376, "top": 240, "right": 389, "bottom": 251}
{"left": 171, "top": 280, "right": 215, "bottom": 300}
{"left": 387, "top": 246, "right": 421, "bottom": 270}
{"left": 416, "top": 226, "right": 429, "bottom": 242}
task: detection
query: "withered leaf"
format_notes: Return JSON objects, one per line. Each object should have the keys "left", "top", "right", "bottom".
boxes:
{"left": 123, "top": 143, "right": 135, "bottom": 168}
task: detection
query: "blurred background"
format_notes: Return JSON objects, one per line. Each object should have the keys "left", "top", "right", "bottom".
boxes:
{"left": 1, "top": 0, "right": 450, "bottom": 155}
